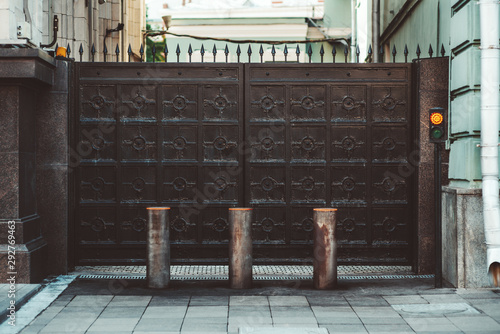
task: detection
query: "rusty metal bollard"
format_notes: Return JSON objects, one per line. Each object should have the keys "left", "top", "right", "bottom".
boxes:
{"left": 313, "top": 208, "right": 338, "bottom": 289}
{"left": 229, "top": 208, "right": 253, "bottom": 289}
{"left": 146, "top": 207, "right": 171, "bottom": 289}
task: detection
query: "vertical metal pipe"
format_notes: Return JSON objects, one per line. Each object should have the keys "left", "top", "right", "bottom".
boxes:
{"left": 146, "top": 207, "right": 170, "bottom": 289}
{"left": 372, "top": 0, "right": 380, "bottom": 63}
{"left": 313, "top": 208, "right": 337, "bottom": 289}
{"left": 434, "top": 144, "right": 442, "bottom": 288}
{"left": 229, "top": 208, "right": 253, "bottom": 289}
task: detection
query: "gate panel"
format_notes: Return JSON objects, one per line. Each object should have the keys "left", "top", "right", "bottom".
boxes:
{"left": 74, "top": 64, "right": 244, "bottom": 264}
{"left": 245, "top": 64, "right": 413, "bottom": 263}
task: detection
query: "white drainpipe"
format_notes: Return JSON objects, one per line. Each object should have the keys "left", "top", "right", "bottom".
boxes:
{"left": 479, "top": 0, "right": 500, "bottom": 286}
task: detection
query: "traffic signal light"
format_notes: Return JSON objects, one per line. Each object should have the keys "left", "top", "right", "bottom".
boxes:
{"left": 429, "top": 107, "right": 446, "bottom": 143}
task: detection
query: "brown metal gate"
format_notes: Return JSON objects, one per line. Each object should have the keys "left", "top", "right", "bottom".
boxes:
{"left": 73, "top": 62, "right": 413, "bottom": 265}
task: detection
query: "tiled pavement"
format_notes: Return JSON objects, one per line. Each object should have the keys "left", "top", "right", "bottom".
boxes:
{"left": 9, "top": 278, "right": 500, "bottom": 334}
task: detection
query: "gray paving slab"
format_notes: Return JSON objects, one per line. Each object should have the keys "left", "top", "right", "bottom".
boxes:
{"left": 307, "top": 296, "right": 349, "bottom": 306}
{"left": 456, "top": 289, "right": 500, "bottom": 299}
{"left": 315, "top": 316, "right": 363, "bottom": 325}
{"left": 272, "top": 316, "right": 318, "bottom": 324}
{"left": 420, "top": 293, "right": 467, "bottom": 304}
{"left": 404, "top": 316, "right": 457, "bottom": 329}
{"left": 99, "top": 306, "right": 146, "bottom": 318}
{"left": 239, "top": 327, "right": 328, "bottom": 334}
{"left": 40, "top": 317, "right": 95, "bottom": 333}
{"left": 364, "top": 323, "right": 414, "bottom": 333}
{"left": 392, "top": 302, "right": 480, "bottom": 318}
{"left": 66, "top": 294, "right": 112, "bottom": 307}
{"left": 189, "top": 296, "right": 228, "bottom": 306}
{"left": 142, "top": 305, "right": 187, "bottom": 318}
{"left": 108, "top": 295, "right": 152, "bottom": 307}
{"left": 269, "top": 296, "right": 309, "bottom": 307}
{"left": 345, "top": 296, "right": 389, "bottom": 307}
{"left": 149, "top": 296, "right": 190, "bottom": 306}
{"left": 19, "top": 324, "right": 46, "bottom": 333}
{"left": 183, "top": 316, "right": 228, "bottom": 324}
{"left": 270, "top": 306, "right": 315, "bottom": 317}
{"left": 383, "top": 294, "right": 427, "bottom": 305}
{"left": 180, "top": 322, "right": 227, "bottom": 332}
{"left": 230, "top": 296, "right": 269, "bottom": 306}
{"left": 184, "top": 305, "right": 228, "bottom": 317}
{"left": 134, "top": 317, "right": 183, "bottom": 331}
{"left": 322, "top": 324, "right": 368, "bottom": 333}
{"left": 134, "top": 332, "right": 179, "bottom": 334}
{"left": 86, "top": 318, "right": 140, "bottom": 332}
{"left": 358, "top": 316, "right": 407, "bottom": 325}
{"left": 447, "top": 315, "right": 500, "bottom": 332}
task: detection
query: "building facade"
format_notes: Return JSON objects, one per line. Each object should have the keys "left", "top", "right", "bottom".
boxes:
{"left": 379, "top": 0, "right": 499, "bottom": 287}
{"left": 0, "top": 0, "right": 145, "bottom": 61}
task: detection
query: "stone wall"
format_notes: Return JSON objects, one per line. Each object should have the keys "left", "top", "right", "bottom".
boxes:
{"left": 442, "top": 187, "right": 489, "bottom": 287}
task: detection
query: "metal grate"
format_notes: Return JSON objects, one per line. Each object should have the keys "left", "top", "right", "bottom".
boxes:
{"left": 77, "top": 274, "right": 433, "bottom": 281}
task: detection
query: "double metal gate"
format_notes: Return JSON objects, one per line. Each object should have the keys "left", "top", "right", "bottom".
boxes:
{"left": 73, "top": 62, "right": 413, "bottom": 265}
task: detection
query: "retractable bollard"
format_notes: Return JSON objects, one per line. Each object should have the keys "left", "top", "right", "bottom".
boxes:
{"left": 146, "top": 207, "right": 170, "bottom": 289}
{"left": 229, "top": 208, "right": 253, "bottom": 289}
{"left": 313, "top": 208, "right": 338, "bottom": 290}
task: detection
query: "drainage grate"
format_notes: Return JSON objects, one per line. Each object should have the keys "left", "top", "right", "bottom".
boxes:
{"left": 77, "top": 274, "right": 433, "bottom": 281}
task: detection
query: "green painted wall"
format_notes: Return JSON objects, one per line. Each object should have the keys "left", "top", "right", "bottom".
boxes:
{"left": 324, "top": 0, "right": 351, "bottom": 28}
{"left": 379, "top": 0, "right": 499, "bottom": 188}
{"left": 380, "top": 0, "right": 450, "bottom": 62}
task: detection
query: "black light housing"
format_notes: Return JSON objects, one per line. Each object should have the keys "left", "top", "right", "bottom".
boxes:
{"left": 429, "top": 107, "right": 447, "bottom": 143}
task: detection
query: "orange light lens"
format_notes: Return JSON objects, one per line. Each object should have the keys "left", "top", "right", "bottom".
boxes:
{"left": 430, "top": 112, "right": 443, "bottom": 125}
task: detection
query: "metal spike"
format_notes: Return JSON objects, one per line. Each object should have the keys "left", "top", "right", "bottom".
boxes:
{"left": 55, "top": 43, "right": 59, "bottom": 52}
{"left": 404, "top": 44, "right": 408, "bottom": 63}
{"left": 296, "top": 44, "right": 300, "bottom": 62}
{"left": 284, "top": 45, "right": 288, "bottom": 62}
{"left": 392, "top": 45, "right": 397, "bottom": 63}
{"left": 429, "top": 44, "right": 433, "bottom": 58}
{"left": 164, "top": 44, "right": 168, "bottom": 62}
{"left": 259, "top": 45, "right": 264, "bottom": 63}
{"left": 320, "top": 44, "right": 325, "bottom": 63}
{"left": 139, "top": 44, "right": 144, "bottom": 62}
{"left": 225, "top": 44, "right": 229, "bottom": 63}
{"left": 368, "top": 44, "right": 372, "bottom": 56}
{"left": 115, "top": 44, "right": 120, "bottom": 62}
{"left": 416, "top": 44, "right": 421, "bottom": 59}
{"left": 307, "top": 44, "right": 312, "bottom": 63}
{"left": 356, "top": 44, "right": 360, "bottom": 63}
{"left": 67, "top": 44, "right": 71, "bottom": 58}
{"left": 236, "top": 45, "right": 241, "bottom": 63}
{"left": 200, "top": 44, "right": 205, "bottom": 63}
{"left": 332, "top": 45, "right": 336, "bottom": 63}
{"left": 127, "top": 44, "right": 132, "bottom": 62}
{"left": 344, "top": 45, "right": 349, "bottom": 63}
{"left": 247, "top": 45, "right": 252, "bottom": 63}
{"left": 441, "top": 44, "right": 445, "bottom": 57}
{"left": 103, "top": 43, "right": 108, "bottom": 62}
{"left": 79, "top": 43, "right": 83, "bottom": 62}
{"left": 271, "top": 45, "right": 276, "bottom": 62}
{"left": 188, "top": 44, "right": 193, "bottom": 63}
{"left": 152, "top": 43, "right": 156, "bottom": 63}
{"left": 91, "top": 43, "right": 96, "bottom": 62}
{"left": 176, "top": 44, "right": 181, "bottom": 63}
{"left": 212, "top": 44, "right": 217, "bottom": 63}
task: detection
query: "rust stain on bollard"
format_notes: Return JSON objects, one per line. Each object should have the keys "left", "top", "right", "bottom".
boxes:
{"left": 229, "top": 208, "right": 253, "bottom": 289}
{"left": 313, "top": 208, "right": 337, "bottom": 290}
{"left": 146, "top": 207, "right": 170, "bottom": 289}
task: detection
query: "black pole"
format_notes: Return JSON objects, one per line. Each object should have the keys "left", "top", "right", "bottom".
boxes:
{"left": 435, "top": 143, "right": 442, "bottom": 288}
